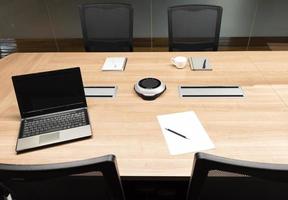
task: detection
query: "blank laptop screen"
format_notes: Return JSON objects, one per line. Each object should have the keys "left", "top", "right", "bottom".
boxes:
{"left": 12, "top": 67, "right": 87, "bottom": 118}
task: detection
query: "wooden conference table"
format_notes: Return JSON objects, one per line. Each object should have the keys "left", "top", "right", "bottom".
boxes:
{"left": 0, "top": 51, "right": 288, "bottom": 177}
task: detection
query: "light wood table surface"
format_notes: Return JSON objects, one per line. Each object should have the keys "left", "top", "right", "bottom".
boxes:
{"left": 0, "top": 51, "right": 288, "bottom": 177}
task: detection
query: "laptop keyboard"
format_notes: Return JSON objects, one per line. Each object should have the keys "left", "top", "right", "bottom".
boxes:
{"left": 21, "top": 109, "right": 89, "bottom": 138}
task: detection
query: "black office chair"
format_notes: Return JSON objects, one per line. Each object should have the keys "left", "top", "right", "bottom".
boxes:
{"left": 187, "top": 152, "right": 288, "bottom": 200}
{"left": 0, "top": 154, "right": 125, "bottom": 200}
{"left": 168, "top": 5, "right": 223, "bottom": 51}
{"left": 79, "top": 3, "right": 133, "bottom": 52}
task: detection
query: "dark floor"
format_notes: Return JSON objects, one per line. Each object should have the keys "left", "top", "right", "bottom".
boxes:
{"left": 2, "top": 37, "right": 288, "bottom": 59}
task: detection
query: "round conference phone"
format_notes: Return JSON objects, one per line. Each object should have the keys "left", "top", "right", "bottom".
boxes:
{"left": 134, "top": 77, "right": 166, "bottom": 101}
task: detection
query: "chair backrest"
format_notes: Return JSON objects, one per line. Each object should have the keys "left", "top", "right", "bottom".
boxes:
{"left": 79, "top": 3, "right": 133, "bottom": 52}
{"left": 0, "top": 154, "right": 125, "bottom": 200}
{"left": 187, "top": 152, "right": 288, "bottom": 200}
{"left": 168, "top": 5, "right": 222, "bottom": 51}
{"left": 0, "top": 38, "right": 17, "bottom": 58}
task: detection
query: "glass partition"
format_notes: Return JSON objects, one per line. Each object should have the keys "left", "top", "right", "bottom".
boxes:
{"left": 248, "top": 0, "right": 288, "bottom": 50}
{"left": 151, "top": 0, "right": 259, "bottom": 51}
{"left": 0, "top": 0, "right": 58, "bottom": 56}
{"left": 0, "top": 0, "right": 288, "bottom": 56}
{"left": 44, "top": 0, "right": 151, "bottom": 52}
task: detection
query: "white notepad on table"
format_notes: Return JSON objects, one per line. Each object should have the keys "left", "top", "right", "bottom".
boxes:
{"left": 101, "top": 57, "right": 127, "bottom": 71}
{"left": 189, "top": 57, "right": 212, "bottom": 70}
{"left": 157, "top": 111, "right": 214, "bottom": 155}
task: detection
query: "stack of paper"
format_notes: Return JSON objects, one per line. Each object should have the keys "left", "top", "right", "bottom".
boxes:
{"left": 101, "top": 57, "right": 127, "bottom": 71}
{"left": 157, "top": 111, "right": 214, "bottom": 155}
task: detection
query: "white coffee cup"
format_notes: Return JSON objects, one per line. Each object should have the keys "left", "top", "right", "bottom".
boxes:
{"left": 171, "top": 56, "right": 188, "bottom": 69}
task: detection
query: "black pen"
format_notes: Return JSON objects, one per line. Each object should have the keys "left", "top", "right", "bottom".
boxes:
{"left": 165, "top": 128, "right": 189, "bottom": 140}
{"left": 202, "top": 59, "right": 206, "bottom": 69}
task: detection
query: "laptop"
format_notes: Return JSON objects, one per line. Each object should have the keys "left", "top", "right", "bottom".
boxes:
{"left": 12, "top": 67, "right": 92, "bottom": 153}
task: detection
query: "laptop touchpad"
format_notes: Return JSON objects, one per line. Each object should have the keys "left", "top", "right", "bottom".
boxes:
{"left": 39, "top": 132, "right": 60, "bottom": 144}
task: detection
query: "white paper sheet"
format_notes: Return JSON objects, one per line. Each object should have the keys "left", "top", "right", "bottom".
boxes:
{"left": 157, "top": 111, "right": 214, "bottom": 155}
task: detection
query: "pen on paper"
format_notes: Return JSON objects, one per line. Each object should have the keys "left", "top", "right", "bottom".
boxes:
{"left": 202, "top": 59, "right": 206, "bottom": 69}
{"left": 165, "top": 128, "right": 189, "bottom": 140}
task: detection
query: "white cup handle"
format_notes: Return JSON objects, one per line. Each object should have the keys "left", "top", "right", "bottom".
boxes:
{"left": 171, "top": 57, "right": 176, "bottom": 66}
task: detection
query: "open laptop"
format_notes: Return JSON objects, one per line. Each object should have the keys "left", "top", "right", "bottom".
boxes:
{"left": 12, "top": 67, "right": 92, "bottom": 153}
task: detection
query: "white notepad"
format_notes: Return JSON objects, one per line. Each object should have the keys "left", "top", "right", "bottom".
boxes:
{"left": 189, "top": 57, "right": 212, "bottom": 70}
{"left": 157, "top": 111, "right": 214, "bottom": 155}
{"left": 101, "top": 57, "right": 127, "bottom": 71}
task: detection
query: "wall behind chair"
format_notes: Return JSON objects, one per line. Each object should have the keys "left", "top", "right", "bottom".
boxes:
{"left": 0, "top": 0, "right": 287, "bottom": 39}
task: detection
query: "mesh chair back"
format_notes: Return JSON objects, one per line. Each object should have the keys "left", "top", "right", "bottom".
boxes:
{"left": 168, "top": 5, "right": 222, "bottom": 51}
{"left": 187, "top": 153, "right": 288, "bottom": 200}
{"left": 79, "top": 3, "right": 133, "bottom": 52}
{"left": 0, "top": 155, "right": 125, "bottom": 200}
